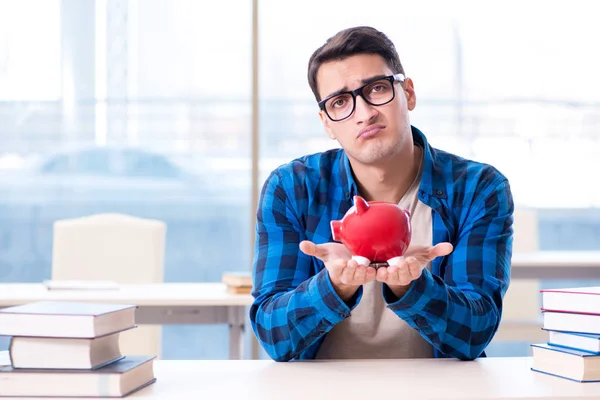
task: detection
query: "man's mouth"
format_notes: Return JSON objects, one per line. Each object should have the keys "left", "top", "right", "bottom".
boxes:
{"left": 357, "top": 124, "right": 385, "bottom": 139}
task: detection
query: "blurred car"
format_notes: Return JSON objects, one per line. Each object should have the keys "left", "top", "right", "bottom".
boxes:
{"left": 0, "top": 145, "right": 253, "bottom": 282}
{"left": 0, "top": 146, "right": 247, "bottom": 207}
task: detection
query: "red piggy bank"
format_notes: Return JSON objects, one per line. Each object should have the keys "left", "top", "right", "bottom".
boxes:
{"left": 330, "top": 195, "right": 411, "bottom": 267}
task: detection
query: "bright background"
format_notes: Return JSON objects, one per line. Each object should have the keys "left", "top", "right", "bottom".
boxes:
{"left": 1, "top": 0, "right": 599, "bottom": 358}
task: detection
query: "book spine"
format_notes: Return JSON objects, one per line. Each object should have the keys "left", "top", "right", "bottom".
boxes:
{"left": 546, "top": 342, "right": 600, "bottom": 355}
{"left": 8, "top": 336, "right": 14, "bottom": 366}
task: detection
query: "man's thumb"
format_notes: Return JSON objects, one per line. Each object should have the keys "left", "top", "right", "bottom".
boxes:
{"left": 431, "top": 242, "right": 454, "bottom": 258}
{"left": 299, "top": 240, "right": 328, "bottom": 260}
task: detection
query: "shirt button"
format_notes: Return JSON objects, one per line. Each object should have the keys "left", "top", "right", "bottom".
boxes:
{"left": 436, "top": 190, "right": 444, "bottom": 196}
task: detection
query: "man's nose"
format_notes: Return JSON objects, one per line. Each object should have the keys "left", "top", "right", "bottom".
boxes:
{"left": 354, "top": 95, "right": 378, "bottom": 123}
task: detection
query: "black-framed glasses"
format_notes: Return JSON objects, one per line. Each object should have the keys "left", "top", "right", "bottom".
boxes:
{"left": 318, "top": 73, "right": 405, "bottom": 122}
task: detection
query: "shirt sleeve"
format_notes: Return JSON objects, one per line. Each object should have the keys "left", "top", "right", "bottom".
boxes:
{"left": 249, "top": 170, "right": 361, "bottom": 361}
{"left": 382, "top": 178, "right": 514, "bottom": 360}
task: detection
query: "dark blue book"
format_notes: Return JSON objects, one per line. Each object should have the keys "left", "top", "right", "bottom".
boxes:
{"left": 531, "top": 343, "right": 600, "bottom": 383}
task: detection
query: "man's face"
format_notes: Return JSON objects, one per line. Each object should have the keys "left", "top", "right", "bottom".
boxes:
{"left": 317, "top": 53, "right": 416, "bottom": 166}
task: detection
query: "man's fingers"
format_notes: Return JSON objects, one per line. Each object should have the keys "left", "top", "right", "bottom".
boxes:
{"left": 353, "top": 264, "right": 368, "bottom": 283}
{"left": 365, "top": 266, "right": 377, "bottom": 280}
{"left": 376, "top": 265, "right": 388, "bottom": 282}
{"left": 386, "top": 264, "right": 399, "bottom": 284}
{"left": 339, "top": 259, "right": 358, "bottom": 285}
{"left": 323, "top": 256, "right": 379, "bottom": 286}
{"left": 299, "top": 240, "right": 328, "bottom": 260}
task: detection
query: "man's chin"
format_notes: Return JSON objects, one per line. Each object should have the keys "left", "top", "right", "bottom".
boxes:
{"left": 348, "top": 149, "right": 396, "bottom": 166}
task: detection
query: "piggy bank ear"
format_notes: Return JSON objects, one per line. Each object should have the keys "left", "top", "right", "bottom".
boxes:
{"left": 353, "top": 195, "right": 369, "bottom": 215}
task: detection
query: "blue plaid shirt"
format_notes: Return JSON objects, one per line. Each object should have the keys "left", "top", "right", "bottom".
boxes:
{"left": 250, "top": 126, "right": 514, "bottom": 361}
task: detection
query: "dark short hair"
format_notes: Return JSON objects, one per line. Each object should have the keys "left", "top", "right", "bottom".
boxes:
{"left": 307, "top": 26, "right": 405, "bottom": 102}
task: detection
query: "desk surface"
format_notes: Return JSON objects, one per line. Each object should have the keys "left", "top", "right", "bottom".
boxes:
{"left": 0, "top": 282, "right": 254, "bottom": 307}
{"left": 1, "top": 352, "right": 599, "bottom": 399}
{"left": 511, "top": 251, "right": 600, "bottom": 268}
{"left": 0, "top": 251, "right": 599, "bottom": 308}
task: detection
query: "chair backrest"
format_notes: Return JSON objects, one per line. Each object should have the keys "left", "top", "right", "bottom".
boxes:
{"left": 51, "top": 213, "right": 166, "bottom": 358}
{"left": 494, "top": 207, "right": 542, "bottom": 347}
{"left": 52, "top": 213, "right": 166, "bottom": 283}
{"left": 511, "top": 207, "right": 539, "bottom": 253}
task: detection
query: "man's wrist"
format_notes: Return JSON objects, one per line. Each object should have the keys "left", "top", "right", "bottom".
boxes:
{"left": 331, "top": 281, "right": 360, "bottom": 302}
{"left": 384, "top": 270, "right": 435, "bottom": 312}
{"left": 387, "top": 283, "right": 411, "bottom": 301}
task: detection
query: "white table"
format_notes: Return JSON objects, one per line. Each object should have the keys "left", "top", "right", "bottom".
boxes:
{"left": 511, "top": 251, "right": 600, "bottom": 279}
{"left": 1, "top": 351, "right": 599, "bottom": 399}
{"left": 0, "top": 283, "right": 253, "bottom": 360}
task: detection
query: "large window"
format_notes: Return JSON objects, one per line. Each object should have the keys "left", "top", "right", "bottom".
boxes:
{"left": 0, "top": 0, "right": 252, "bottom": 359}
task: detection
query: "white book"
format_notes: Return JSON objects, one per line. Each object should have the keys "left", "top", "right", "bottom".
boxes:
{"left": 541, "top": 286, "right": 600, "bottom": 314}
{"left": 10, "top": 329, "right": 129, "bottom": 370}
{"left": 543, "top": 311, "right": 600, "bottom": 336}
{"left": 43, "top": 279, "right": 120, "bottom": 291}
{"left": 0, "top": 301, "right": 136, "bottom": 338}
{"left": 546, "top": 330, "right": 600, "bottom": 354}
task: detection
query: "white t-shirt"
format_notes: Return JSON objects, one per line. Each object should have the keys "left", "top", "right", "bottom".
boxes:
{"left": 316, "top": 147, "right": 433, "bottom": 359}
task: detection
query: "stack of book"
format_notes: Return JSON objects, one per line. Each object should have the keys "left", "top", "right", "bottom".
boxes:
{"left": 222, "top": 271, "right": 252, "bottom": 294}
{"left": 530, "top": 286, "right": 600, "bottom": 383}
{"left": 0, "top": 301, "right": 156, "bottom": 397}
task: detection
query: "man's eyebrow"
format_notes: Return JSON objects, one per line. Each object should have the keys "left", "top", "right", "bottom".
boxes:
{"left": 361, "top": 74, "right": 388, "bottom": 85}
{"left": 323, "top": 75, "right": 389, "bottom": 100}
{"left": 323, "top": 86, "right": 349, "bottom": 100}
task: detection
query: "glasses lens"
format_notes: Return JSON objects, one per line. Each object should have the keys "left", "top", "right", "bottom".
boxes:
{"left": 362, "top": 79, "right": 394, "bottom": 106}
{"left": 325, "top": 93, "right": 354, "bottom": 121}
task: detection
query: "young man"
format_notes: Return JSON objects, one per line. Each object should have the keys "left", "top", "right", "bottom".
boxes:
{"left": 250, "top": 26, "right": 514, "bottom": 361}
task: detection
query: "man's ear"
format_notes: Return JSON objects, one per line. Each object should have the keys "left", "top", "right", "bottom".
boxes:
{"left": 319, "top": 110, "right": 336, "bottom": 140}
{"left": 403, "top": 78, "right": 417, "bottom": 111}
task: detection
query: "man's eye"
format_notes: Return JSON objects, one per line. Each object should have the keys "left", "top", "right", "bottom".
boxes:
{"left": 332, "top": 98, "right": 347, "bottom": 108}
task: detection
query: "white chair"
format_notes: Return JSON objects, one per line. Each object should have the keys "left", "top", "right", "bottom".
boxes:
{"left": 504, "top": 207, "right": 541, "bottom": 319}
{"left": 511, "top": 207, "right": 540, "bottom": 253}
{"left": 51, "top": 213, "right": 166, "bottom": 358}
